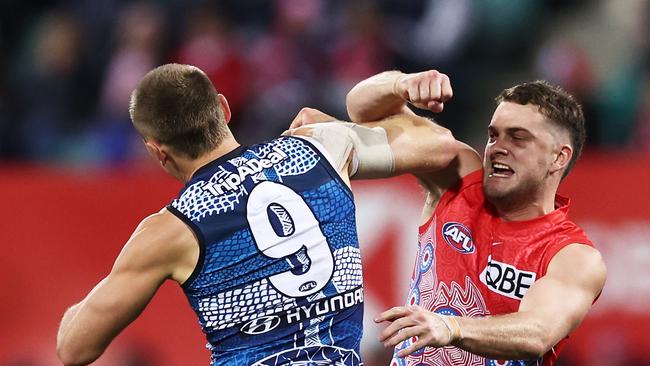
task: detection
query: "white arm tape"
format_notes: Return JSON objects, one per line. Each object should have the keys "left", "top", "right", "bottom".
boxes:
{"left": 306, "top": 121, "right": 394, "bottom": 179}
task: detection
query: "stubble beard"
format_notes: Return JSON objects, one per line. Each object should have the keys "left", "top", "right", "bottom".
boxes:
{"left": 483, "top": 173, "right": 542, "bottom": 213}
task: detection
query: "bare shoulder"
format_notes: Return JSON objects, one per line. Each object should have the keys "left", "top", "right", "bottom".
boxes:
{"left": 117, "top": 208, "right": 199, "bottom": 284}
{"left": 547, "top": 244, "right": 607, "bottom": 293}
{"left": 139, "top": 208, "right": 196, "bottom": 240}
{"left": 550, "top": 244, "right": 606, "bottom": 273}
{"left": 131, "top": 209, "right": 196, "bottom": 252}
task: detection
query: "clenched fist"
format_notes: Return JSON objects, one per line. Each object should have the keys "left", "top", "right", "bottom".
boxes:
{"left": 393, "top": 70, "right": 453, "bottom": 113}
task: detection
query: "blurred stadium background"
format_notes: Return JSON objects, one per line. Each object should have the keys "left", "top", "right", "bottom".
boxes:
{"left": 1, "top": 0, "right": 649, "bottom": 365}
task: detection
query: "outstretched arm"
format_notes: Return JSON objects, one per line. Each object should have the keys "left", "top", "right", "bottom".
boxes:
{"left": 290, "top": 72, "right": 480, "bottom": 193}
{"left": 376, "top": 244, "right": 606, "bottom": 360}
{"left": 346, "top": 70, "right": 452, "bottom": 122}
{"left": 56, "top": 210, "right": 197, "bottom": 365}
{"left": 345, "top": 69, "right": 481, "bottom": 217}
{"left": 286, "top": 108, "right": 478, "bottom": 182}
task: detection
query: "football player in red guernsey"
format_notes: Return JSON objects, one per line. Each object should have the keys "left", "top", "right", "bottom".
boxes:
{"left": 295, "top": 70, "right": 606, "bottom": 366}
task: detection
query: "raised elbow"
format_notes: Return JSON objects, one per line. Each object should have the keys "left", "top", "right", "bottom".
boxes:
{"left": 57, "top": 345, "right": 80, "bottom": 366}
{"left": 418, "top": 130, "right": 466, "bottom": 170}
{"left": 57, "top": 340, "right": 100, "bottom": 366}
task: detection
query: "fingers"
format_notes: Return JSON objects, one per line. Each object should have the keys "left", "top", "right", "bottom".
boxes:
{"left": 396, "top": 337, "right": 428, "bottom": 358}
{"left": 375, "top": 306, "right": 420, "bottom": 342}
{"left": 440, "top": 73, "right": 453, "bottom": 102}
{"left": 396, "top": 70, "right": 453, "bottom": 113}
{"left": 289, "top": 107, "right": 337, "bottom": 129}
{"left": 289, "top": 108, "right": 313, "bottom": 129}
{"left": 379, "top": 315, "right": 417, "bottom": 342}
{"left": 427, "top": 101, "right": 444, "bottom": 113}
{"left": 418, "top": 76, "right": 431, "bottom": 103}
{"left": 383, "top": 325, "right": 420, "bottom": 348}
{"left": 289, "top": 114, "right": 305, "bottom": 129}
{"left": 406, "top": 80, "right": 421, "bottom": 106}
{"left": 375, "top": 306, "right": 411, "bottom": 323}
{"left": 376, "top": 306, "right": 455, "bottom": 357}
{"left": 282, "top": 126, "right": 313, "bottom": 138}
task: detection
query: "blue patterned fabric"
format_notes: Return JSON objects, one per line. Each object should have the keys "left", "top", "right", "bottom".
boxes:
{"left": 168, "top": 136, "right": 364, "bottom": 365}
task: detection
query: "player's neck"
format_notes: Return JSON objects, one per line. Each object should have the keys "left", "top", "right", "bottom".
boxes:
{"left": 496, "top": 186, "right": 558, "bottom": 222}
{"left": 179, "top": 136, "right": 240, "bottom": 183}
{"left": 497, "top": 201, "right": 554, "bottom": 221}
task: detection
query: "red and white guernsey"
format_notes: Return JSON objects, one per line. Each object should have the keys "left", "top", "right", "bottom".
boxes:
{"left": 391, "top": 170, "right": 593, "bottom": 366}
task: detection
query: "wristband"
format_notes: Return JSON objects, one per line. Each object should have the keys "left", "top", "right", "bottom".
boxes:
{"left": 436, "top": 314, "right": 463, "bottom": 344}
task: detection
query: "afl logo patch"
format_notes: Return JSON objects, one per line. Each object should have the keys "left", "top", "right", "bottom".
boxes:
{"left": 299, "top": 281, "right": 317, "bottom": 292}
{"left": 442, "top": 222, "right": 475, "bottom": 254}
{"left": 240, "top": 315, "right": 281, "bottom": 335}
{"left": 267, "top": 203, "right": 295, "bottom": 237}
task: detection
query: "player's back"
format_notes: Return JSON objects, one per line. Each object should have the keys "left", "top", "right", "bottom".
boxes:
{"left": 167, "top": 136, "right": 364, "bottom": 366}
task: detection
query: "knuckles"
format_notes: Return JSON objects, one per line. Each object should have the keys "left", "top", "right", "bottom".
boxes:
{"left": 424, "top": 69, "right": 440, "bottom": 78}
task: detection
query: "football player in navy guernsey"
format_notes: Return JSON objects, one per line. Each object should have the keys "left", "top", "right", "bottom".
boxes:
{"left": 56, "top": 64, "right": 449, "bottom": 366}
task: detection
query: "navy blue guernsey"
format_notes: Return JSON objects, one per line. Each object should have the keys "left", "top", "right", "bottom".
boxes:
{"left": 167, "top": 136, "right": 364, "bottom": 366}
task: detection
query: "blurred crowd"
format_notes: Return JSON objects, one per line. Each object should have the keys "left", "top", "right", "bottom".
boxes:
{"left": 1, "top": 0, "right": 649, "bottom": 166}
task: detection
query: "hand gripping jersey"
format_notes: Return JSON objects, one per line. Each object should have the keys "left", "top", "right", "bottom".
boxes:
{"left": 167, "top": 137, "right": 364, "bottom": 366}
{"left": 392, "top": 170, "right": 593, "bottom": 366}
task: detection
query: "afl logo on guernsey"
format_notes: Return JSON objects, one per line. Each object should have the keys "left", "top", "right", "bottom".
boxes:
{"left": 442, "top": 222, "right": 475, "bottom": 254}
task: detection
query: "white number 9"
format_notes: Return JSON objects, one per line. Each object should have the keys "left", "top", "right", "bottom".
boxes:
{"left": 247, "top": 181, "right": 334, "bottom": 297}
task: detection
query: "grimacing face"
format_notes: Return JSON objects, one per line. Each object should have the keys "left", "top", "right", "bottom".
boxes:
{"left": 482, "top": 102, "right": 567, "bottom": 208}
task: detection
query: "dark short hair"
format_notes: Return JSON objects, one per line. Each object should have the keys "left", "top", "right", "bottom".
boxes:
{"left": 129, "top": 63, "right": 228, "bottom": 158}
{"left": 496, "top": 80, "right": 585, "bottom": 178}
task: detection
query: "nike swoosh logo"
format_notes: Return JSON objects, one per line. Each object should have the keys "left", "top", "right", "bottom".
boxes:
{"left": 492, "top": 242, "right": 502, "bottom": 246}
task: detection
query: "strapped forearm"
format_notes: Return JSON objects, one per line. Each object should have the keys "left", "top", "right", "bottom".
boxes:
{"left": 287, "top": 113, "right": 478, "bottom": 185}
{"left": 298, "top": 121, "right": 395, "bottom": 179}
{"left": 346, "top": 71, "right": 409, "bottom": 122}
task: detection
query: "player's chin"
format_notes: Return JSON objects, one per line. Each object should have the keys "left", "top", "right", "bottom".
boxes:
{"left": 483, "top": 181, "right": 515, "bottom": 201}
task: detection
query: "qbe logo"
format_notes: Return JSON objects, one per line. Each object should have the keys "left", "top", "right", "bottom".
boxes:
{"left": 479, "top": 256, "right": 537, "bottom": 300}
{"left": 442, "top": 222, "right": 475, "bottom": 254}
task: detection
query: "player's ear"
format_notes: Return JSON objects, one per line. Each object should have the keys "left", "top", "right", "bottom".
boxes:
{"left": 551, "top": 144, "right": 572, "bottom": 175}
{"left": 144, "top": 140, "right": 169, "bottom": 167}
{"left": 218, "top": 94, "right": 232, "bottom": 124}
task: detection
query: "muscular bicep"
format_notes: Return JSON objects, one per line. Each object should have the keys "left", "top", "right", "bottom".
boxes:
{"left": 57, "top": 211, "right": 197, "bottom": 363}
{"left": 518, "top": 244, "right": 606, "bottom": 345}
{"left": 77, "top": 252, "right": 167, "bottom": 345}
{"left": 92, "top": 220, "right": 177, "bottom": 316}
{"left": 68, "top": 225, "right": 172, "bottom": 347}
{"left": 84, "top": 210, "right": 197, "bottom": 323}
{"left": 369, "top": 115, "right": 480, "bottom": 177}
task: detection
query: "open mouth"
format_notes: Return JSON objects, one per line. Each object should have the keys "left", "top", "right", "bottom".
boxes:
{"left": 490, "top": 162, "right": 514, "bottom": 178}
